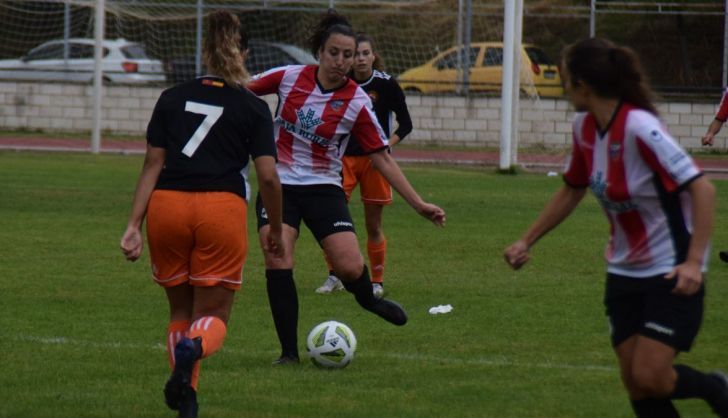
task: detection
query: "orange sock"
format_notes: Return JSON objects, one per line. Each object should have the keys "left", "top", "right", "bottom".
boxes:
{"left": 190, "top": 358, "right": 201, "bottom": 391}
{"left": 323, "top": 250, "right": 334, "bottom": 274}
{"left": 188, "top": 316, "right": 227, "bottom": 359}
{"left": 367, "top": 239, "right": 387, "bottom": 284}
{"left": 187, "top": 316, "right": 226, "bottom": 391}
{"left": 166, "top": 320, "right": 190, "bottom": 370}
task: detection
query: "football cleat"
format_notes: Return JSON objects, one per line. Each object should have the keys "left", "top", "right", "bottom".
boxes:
{"left": 368, "top": 297, "right": 407, "bottom": 326}
{"left": 272, "top": 354, "right": 300, "bottom": 365}
{"left": 164, "top": 337, "right": 200, "bottom": 411}
{"left": 177, "top": 388, "right": 198, "bottom": 418}
{"left": 315, "top": 274, "right": 344, "bottom": 294}
{"left": 708, "top": 370, "right": 728, "bottom": 417}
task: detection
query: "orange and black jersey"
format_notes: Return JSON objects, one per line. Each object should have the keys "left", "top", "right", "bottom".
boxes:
{"left": 147, "top": 76, "right": 276, "bottom": 199}
{"left": 345, "top": 70, "right": 412, "bottom": 156}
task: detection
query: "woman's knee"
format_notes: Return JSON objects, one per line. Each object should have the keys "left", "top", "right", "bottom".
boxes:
{"left": 630, "top": 365, "right": 676, "bottom": 397}
{"left": 331, "top": 255, "right": 364, "bottom": 281}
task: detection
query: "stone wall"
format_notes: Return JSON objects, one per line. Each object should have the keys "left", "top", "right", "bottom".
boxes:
{"left": 0, "top": 81, "right": 722, "bottom": 150}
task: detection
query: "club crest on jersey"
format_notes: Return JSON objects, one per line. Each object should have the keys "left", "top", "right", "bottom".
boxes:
{"left": 296, "top": 108, "right": 323, "bottom": 130}
{"left": 330, "top": 99, "right": 345, "bottom": 111}
{"left": 609, "top": 143, "right": 621, "bottom": 160}
{"left": 589, "top": 171, "right": 637, "bottom": 213}
{"left": 368, "top": 91, "right": 379, "bottom": 103}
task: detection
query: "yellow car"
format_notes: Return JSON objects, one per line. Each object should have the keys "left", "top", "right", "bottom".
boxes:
{"left": 398, "top": 42, "right": 563, "bottom": 97}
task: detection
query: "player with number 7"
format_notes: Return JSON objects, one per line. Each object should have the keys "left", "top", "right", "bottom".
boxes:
{"left": 119, "top": 10, "right": 282, "bottom": 417}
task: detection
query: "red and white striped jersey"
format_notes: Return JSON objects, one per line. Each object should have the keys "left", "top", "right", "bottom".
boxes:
{"left": 247, "top": 65, "right": 388, "bottom": 186}
{"left": 564, "top": 103, "right": 707, "bottom": 277}
{"left": 715, "top": 87, "right": 728, "bottom": 122}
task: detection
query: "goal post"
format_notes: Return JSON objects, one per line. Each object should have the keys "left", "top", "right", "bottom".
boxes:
{"left": 499, "top": 0, "right": 523, "bottom": 172}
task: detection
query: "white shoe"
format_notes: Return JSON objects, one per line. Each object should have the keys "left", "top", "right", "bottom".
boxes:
{"left": 372, "top": 283, "right": 384, "bottom": 299}
{"left": 315, "top": 275, "right": 343, "bottom": 294}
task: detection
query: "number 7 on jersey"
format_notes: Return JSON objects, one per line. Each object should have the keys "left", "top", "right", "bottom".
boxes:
{"left": 182, "top": 101, "right": 224, "bottom": 157}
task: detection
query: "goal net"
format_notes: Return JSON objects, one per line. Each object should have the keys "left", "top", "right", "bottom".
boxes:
{"left": 0, "top": 0, "right": 723, "bottom": 151}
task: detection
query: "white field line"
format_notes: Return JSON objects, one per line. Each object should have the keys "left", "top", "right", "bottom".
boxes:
{"left": 14, "top": 334, "right": 615, "bottom": 372}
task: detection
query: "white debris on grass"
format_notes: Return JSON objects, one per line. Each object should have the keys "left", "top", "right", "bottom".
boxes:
{"left": 428, "top": 304, "right": 453, "bottom": 314}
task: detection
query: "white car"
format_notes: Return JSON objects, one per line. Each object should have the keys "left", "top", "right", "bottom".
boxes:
{"left": 0, "top": 38, "right": 165, "bottom": 84}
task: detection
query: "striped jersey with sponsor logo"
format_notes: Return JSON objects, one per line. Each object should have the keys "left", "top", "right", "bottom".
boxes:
{"left": 715, "top": 87, "right": 728, "bottom": 122}
{"left": 247, "top": 64, "right": 389, "bottom": 186}
{"left": 563, "top": 102, "right": 706, "bottom": 278}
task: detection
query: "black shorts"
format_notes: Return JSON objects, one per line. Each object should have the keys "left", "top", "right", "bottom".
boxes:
{"left": 256, "top": 184, "right": 355, "bottom": 243}
{"left": 604, "top": 273, "right": 704, "bottom": 352}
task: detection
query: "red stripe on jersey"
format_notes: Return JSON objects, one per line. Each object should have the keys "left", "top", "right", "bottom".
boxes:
{"left": 617, "top": 211, "right": 651, "bottom": 264}
{"left": 277, "top": 66, "right": 317, "bottom": 164}
{"left": 582, "top": 115, "right": 597, "bottom": 177}
{"left": 277, "top": 128, "right": 294, "bottom": 164}
{"left": 564, "top": 115, "right": 597, "bottom": 186}
{"left": 281, "top": 66, "right": 317, "bottom": 124}
{"left": 311, "top": 81, "right": 359, "bottom": 171}
{"left": 350, "top": 105, "right": 387, "bottom": 153}
{"left": 247, "top": 68, "right": 286, "bottom": 96}
{"left": 636, "top": 137, "right": 680, "bottom": 193}
{"left": 605, "top": 106, "right": 629, "bottom": 202}
{"left": 607, "top": 104, "right": 650, "bottom": 264}
{"left": 717, "top": 88, "right": 728, "bottom": 121}
{"left": 563, "top": 133, "right": 589, "bottom": 186}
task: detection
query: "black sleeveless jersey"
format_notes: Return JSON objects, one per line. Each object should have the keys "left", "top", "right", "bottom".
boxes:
{"left": 345, "top": 70, "right": 413, "bottom": 156}
{"left": 147, "top": 76, "right": 276, "bottom": 199}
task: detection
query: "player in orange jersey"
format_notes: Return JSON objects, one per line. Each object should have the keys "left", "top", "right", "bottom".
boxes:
{"left": 120, "top": 10, "right": 282, "bottom": 418}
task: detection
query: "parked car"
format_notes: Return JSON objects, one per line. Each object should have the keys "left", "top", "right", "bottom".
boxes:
{"left": 398, "top": 42, "right": 563, "bottom": 97}
{"left": 0, "top": 38, "right": 165, "bottom": 84}
{"left": 165, "top": 40, "right": 317, "bottom": 84}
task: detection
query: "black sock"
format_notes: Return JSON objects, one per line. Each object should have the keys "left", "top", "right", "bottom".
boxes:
{"left": 342, "top": 265, "right": 376, "bottom": 309}
{"left": 265, "top": 269, "right": 298, "bottom": 358}
{"left": 630, "top": 398, "right": 680, "bottom": 418}
{"left": 671, "top": 364, "right": 728, "bottom": 413}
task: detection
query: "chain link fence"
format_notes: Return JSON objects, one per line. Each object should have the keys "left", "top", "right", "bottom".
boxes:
{"left": 0, "top": 0, "right": 724, "bottom": 98}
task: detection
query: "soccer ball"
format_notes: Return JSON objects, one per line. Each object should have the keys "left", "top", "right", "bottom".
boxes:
{"left": 306, "top": 320, "right": 357, "bottom": 369}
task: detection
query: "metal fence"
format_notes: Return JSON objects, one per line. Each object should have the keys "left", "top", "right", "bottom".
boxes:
{"left": 0, "top": 0, "right": 725, "bottom": 97}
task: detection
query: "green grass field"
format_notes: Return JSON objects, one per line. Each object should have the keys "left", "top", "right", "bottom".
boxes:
{"left": 1, "top": 151, "right": 727, "bottom": 418}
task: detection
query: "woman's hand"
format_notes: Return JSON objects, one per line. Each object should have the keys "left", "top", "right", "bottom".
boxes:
{"left": 120, "top": 226, "right": 143, "bottom": 261}
{"left": 416, "top": 202, "right": 446, "bottom": 226}
{"left": 504, "top": 240, "right": 530, "bottom": 270}
{"left": 665, "top": 261, "right": 703, "bottom": 296}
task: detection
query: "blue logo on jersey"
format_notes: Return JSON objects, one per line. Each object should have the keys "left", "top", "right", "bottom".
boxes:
{"left": 590, "top": 171, "right": 607, "bottom": 199}
{"left": 589, "top": 171, "right": 638, "bottom": 213}
{"left": 330, "top": 99, "right": 345, "bottom": 111}
{"left": 609, "top": 143, "right": 621, "bottom": 160}
{"left": 296, "top": 108, "right": 323, "bottom": 130}
{"left": 276, "top": 116, "right": 329, "bottom": 147}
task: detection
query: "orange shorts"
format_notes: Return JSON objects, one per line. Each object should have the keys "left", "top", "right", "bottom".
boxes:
{"left": 146, "top": 190, "right": 248, "bottom": 291}
{"left": 342, "top": 155, "right": 392, "bottom": 205}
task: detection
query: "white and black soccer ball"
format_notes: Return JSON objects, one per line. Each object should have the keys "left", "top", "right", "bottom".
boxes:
{"left": 306, "top": 320, "right": 357, "bottom": 369}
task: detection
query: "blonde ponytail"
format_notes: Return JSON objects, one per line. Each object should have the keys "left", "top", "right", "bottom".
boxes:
{"left": 204, "top": 10, "right": 250, "bottom": 87}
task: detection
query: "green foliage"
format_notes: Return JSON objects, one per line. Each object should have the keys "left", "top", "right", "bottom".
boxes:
{"left": 1, "top": 151, "right": 726, "bottom": 417}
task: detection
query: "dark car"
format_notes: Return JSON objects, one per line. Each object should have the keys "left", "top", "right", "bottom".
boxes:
{"left": 165, "top": 40, "right": 317, "bottom": 84}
